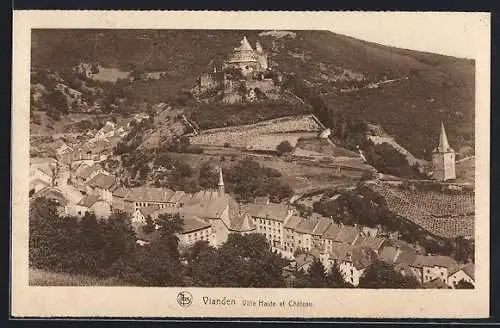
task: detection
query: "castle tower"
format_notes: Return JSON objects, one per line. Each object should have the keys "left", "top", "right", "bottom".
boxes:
{"left": 255, "top": 40, "right": 268, "bottom": 70}
{"left": 217, "top": 166, "right": 225, "bottom": 197}
{"left": 255, "top": 40, "right": 263, "bottom": 53}
{"left": 432, "top": 122, "right": 456, "bottom": 181}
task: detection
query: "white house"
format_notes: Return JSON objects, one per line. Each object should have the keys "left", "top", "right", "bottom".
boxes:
{"left": 333, "top": 245, "right": 377, "bottom": 287}
{"left": 74, "top": 194, "right": 112, "bottom": 219}
{"left": 409, "top": 255, "right": 459, "bottom": 285}
{"left": 447, "top": 263, "right": 475, "bottom": 288}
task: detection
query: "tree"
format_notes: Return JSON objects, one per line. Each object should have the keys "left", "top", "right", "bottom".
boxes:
{"left": 45, "top": 90, "right": 69, "bottom": 114}
{"left": 306, "top": 259, "right": 329, "bottom": 287}
{"left": 455, "top": 279, "right": 474, "bottom": 289}
{"left": 75, "top": 212, "right": 106, "bottom": 275}
{"left": 328, "top": 263, "right": 349, "bottom": 288}
{"left": 359, "top": 260, "right": 420, "bottom": 289}
{"left": 101, "top": 211, "right": 137, "bottom": 270}
{"left": 214, "top": 233, "right": 288, "bottom": 287}
{"left": 29, "top": 197, "right": 67, "bottom": 269}
{"left": 276, "top": 140, "right": 294, "bottom": 156}
{"left": 199, "top": 162, "right": 218, "bottom": 189}
{"left": 135, "top": 213, "right": 184, "bottom": 286}
{"left": 184, "top": 241, "right": 220, "bottom": 287}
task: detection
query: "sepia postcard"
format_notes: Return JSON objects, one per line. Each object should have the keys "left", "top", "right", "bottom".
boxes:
{"left": 11, "top": 10, "right": 490, "bottom": 319}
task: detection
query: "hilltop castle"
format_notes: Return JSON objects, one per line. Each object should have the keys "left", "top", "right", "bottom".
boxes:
{"left": 222, "top": 36, "right": 268, "bottom": 75}
{"left": 195, "top": 36, "right": 281, "bottom": 104}
{"left": 432, "top": 122, "right": 456, "bottom": 181}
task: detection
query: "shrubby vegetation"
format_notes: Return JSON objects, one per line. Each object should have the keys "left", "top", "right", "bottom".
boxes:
{"left": 358, "top": 260, "right": 420, "bottom": 289}
{"left": 29, "top": 197, "right": 288, "bottom": 287}
{"left": 224, "top": 158, "right": 293, "bottom": 203}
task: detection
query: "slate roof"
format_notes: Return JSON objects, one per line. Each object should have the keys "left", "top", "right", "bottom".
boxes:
{"left": 30, "top": 157, "right": 57, "bottom": 166}
{"left": 30, "top": 178, "right": 50, "bottom": 189}
{"left": 181, "top": 196, "right": 229, "bottom": 219}
{"left": 334, "top": 225, "right": 360, "bottom": 244}
{"left": 462, "top": 263, "right": 475, "bottom": 280}
{"left": 168, "top": 191, "right": 186, "bottom": 204}
{"left": 112, "top": 187, "right": 130, "bottom": 198}
{"left": 74, "top": 164, "right": 94, "bottom": 180}
{"left": 246, "top": 203, "right": 291, "bottom": 222}
{"left": 87, "top": 173, "right": 117, "bottom": 190}
{"left": 312, "top": 217, "right": 332, "bottom": 236}
{"left": 126, "top": 187, "right": 175, "bottom": 203}
{"left": 295, "top": 218, "right": 320, "bottom": 234}
{"left": 354, "top": 235, "right": 386, "bottom": 251}
{"left": 284, "top": 215, "right": 303, "bottom": 230}
{"left": 322, "top": 223, "right": 342, "bottom": 240}
{"left": 34, "top": 187, "right": 69, "bottom": 205}
{"left": 451, "top": 263, "right": 475, "bottom": 280}
{"left": 181, "top": 215, "right": 212, "bottom": 234}
{"left": 411, "top": 255, "right": 459, "bottom": 271}
{"left": 350, "top": 246, "right": 378, "bottom": 270}
{"left": 77, "top": 194, "right": 102, "bottom": 208}
{"left": 230, "top": 212, "right": 256, "bottom": 232}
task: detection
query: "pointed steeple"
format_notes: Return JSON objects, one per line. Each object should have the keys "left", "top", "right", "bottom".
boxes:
{"left": 239, "top": 36, "right": 254, "bottom": 52}
{"left": 217, "top": 166, "right": 225, "bottom": 196}
{"left": 438, "top": 122, "right": 451, "bottom": 152}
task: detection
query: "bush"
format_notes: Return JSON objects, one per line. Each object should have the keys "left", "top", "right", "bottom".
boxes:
{"left": 276, "top": 140, "right": 294, "bottom": 156}
{"left": 223, "top": 142, "right": 231, "bottom": 148}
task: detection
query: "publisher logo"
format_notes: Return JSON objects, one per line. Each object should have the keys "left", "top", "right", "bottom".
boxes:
{"left": 177, "top": 291, "right": 193, "bottom": 307}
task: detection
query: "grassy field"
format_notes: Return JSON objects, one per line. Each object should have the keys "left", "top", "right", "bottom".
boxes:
{"left": 29, "top": 268, "right": 128, "bottom": 286}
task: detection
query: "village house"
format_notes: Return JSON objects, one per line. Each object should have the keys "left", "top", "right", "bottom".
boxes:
{"left": 29, "top": 166, "right": 54, "bottom": 188}
{"left": 132, "top": 213, "right": 215, "bottom": 248}
{"left": 32, "top": 187, "right": 69, "bottom": 216}
{"left": 53, "top": 140, "right": 73, "bottom": 157}
{"left": 111, "top": 187, "right": 130, "bottom": 212}
{"left": 447, "top": 263, "right": 475, "bottom": 288}
{"left": 354, "top": 235, "right": 387, "bottom": 254}
{"left": 132, "top": 204, "right": 161, "bottom": 224}
{"left": 409, "top": 255, "right": 459, "bottom": 285}
{"left": 294, "top": 218, "right": 321, "bottom": 252}
{"left": 71, "top": 163, "right": 109, "bottom": 191}
{"left": 336, "top": 245, "right": 378, "bottom": 287}
{"left": 177, "top": 214, "right": 214, "bottom": 248}
{"left": 29, "top": 178, "right": 50, "bottom": 196}
{"left": 86, "top": 173, "right": 118, "bottom": 203}
{"left": 73, "top": 194, "right": 112, "bottom": 219}
{"left": 124, "top": 187, "right": 178, "bottom": 213}
{"left": 283, "top": 215, "right": 302, "bottom": 252}
{"left": 30, "top": 157, "right": 58, "bottom": 184}
{"left": 247, "top": 202, "right": 294, "bottom": 249}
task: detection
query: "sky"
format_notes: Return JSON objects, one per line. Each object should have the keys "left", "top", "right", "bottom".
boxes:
{"left": 326, "top": 12, "right": 490, "bottom": 59}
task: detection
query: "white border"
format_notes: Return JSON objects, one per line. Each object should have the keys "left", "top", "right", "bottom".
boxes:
{"left": 11, "top": 10, "right": 491, "bottom": 318}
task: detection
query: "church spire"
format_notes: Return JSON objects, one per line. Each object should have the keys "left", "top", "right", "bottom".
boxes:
{"left": 438, "top": 121, "right": 451, "bottom": 152}
{"left": 217, "top": 166, "right": 225, "bottom": 196}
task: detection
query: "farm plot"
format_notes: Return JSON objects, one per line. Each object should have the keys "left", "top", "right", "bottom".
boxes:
{"left": 367, "top": 182, "right": 475, "bottom": 238}
{"left": 190, "top": 115, "right": 323, "bottom": 149}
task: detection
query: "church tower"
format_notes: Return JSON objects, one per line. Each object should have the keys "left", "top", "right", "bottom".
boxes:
{"left": 432, "top": 122, "right": 456, "bottom": 181}
{"left": 217, "top": 166, "right": 225, "bottom": 197}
